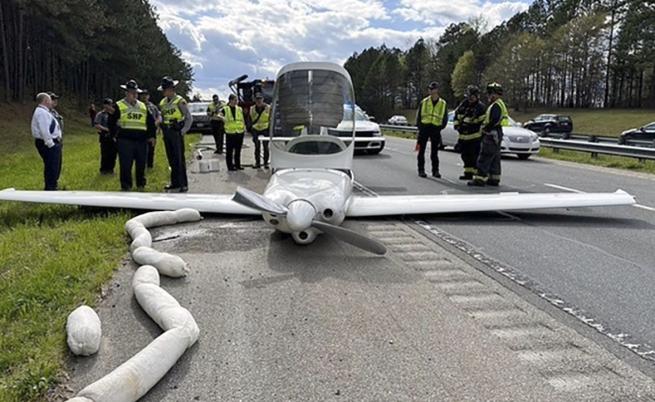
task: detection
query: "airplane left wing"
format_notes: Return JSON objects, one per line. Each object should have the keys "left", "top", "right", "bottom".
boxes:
{"left": 0, "top": 188, "right": 260, "bottom": 215}
{"left": 346, "top": 190, "right": 635, "bottom": 217}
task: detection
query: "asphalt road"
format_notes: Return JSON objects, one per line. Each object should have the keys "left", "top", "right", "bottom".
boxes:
{"left": 353, "top": 136, "right": 655, "bottom": 361}
{"left": 62, "top": 137, "right": 655, "bottom": 401}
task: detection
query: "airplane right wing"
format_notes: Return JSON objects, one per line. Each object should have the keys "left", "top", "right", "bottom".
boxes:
{"left": 346, "top": 190, "right": 635, "bottom": 217}
{"left": 0, "top": 188, "right": 260, "bottom": 215}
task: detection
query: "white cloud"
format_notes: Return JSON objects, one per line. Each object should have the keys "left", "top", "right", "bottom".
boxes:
{"left": 394, "top": 0, "right": 529, "bottom": 28}
{"left": 150, "top": 0, "right": 529, "bottom": 94}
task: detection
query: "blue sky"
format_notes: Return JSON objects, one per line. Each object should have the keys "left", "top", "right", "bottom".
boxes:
{"left": 151, "top": 0, "right": 531, "bottom": 98}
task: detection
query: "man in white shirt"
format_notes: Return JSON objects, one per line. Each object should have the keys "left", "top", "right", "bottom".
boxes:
{"left": 31, "top": 92, "right": 62, "bottom": 190}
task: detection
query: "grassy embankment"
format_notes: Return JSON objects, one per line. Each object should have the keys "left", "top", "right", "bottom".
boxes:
{"left": 384, "top": 108, "right": 655, "bottom": 174}
{"left": 0, "top": 103, "right": 199, "bottom": 402}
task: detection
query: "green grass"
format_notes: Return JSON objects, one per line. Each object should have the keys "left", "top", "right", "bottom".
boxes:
{"left": 510, "top": 108, "right": 655, "bottom": 137}
{"left": 537, "top": 147, "right": 655, "bottom": 174}
{"left": 0, "top": 103, "right": 199, "bottom": 402}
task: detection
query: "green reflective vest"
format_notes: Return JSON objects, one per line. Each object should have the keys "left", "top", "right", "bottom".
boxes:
{"left": 483, "top": 98, "right": 510, "bottom": 128}
{"left": 116, "top": 99, "right": 147, "bottom": 131}
{"left": 250, "top": 104, "right": 270, "bottom": 131}
{"left": 223, "top": 105, "right": 245, "bottom": 134}
{"left": 207, "top": 101, "right": 223, "bottom": 121}
{"left": 420, "top": 96, "right": 447, "bottom": 126}
{"left": 159, "top": 94, "right": 185, "bottom": 125}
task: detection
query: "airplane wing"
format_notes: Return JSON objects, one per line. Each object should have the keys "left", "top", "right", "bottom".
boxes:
{"left": 0, "top": 188, "right": 260, "bottom": 215}
{"left": 346, "top": 190, "right": 635, "bottom": 217}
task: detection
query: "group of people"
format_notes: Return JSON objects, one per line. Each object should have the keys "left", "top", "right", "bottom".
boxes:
{"left": 415, "top": 81, "right": 508, "bottom": 186}
{"left": 32, "top": 76, "right": 194, "bottom": 192}
{"left": 206, "top": 92, "right": 271, "bottom": 170}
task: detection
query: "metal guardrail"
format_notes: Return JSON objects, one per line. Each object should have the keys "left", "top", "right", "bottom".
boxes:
{"left": 380, "top": 124, "right": 655, "bottom": 162}
{"left": 541, "top": 132, "right": 654, "bottom": 148}
{"left": 538, "top": 138, "right": 655, "bottom": 161}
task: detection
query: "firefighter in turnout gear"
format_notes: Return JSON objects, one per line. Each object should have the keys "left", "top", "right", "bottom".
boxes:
{"left": 415, "top": 81, "right": 448, "bottom": 178}
{"left": 108, "top": 80, "right": 157, "bottom": 191}
{"left": 468, "top": 82, "right": 509, "bottom": 187}
{"left": 249, "top": 93, "right": 270, "bottom": 168}
{"left": 454, "top": 85, "right": 486, "bottom": 180}
{"left": 207, "top": 94, "right": 225, "bottom": 154}
{"left": 158, "top": 76, "right": 192, "bottom": 193}
{"left": 221, "top": 94, "right": 246, "bottom": 171}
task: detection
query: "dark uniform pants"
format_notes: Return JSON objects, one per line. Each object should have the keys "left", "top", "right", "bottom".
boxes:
{"left": 252, "top": 129, "right": 269, "bottom": 166}
{"left": 99, "top": 135, "right": 117, "bottom": 174}
{"left": 35, "top": 139, "right": 62, "bottom": 191}
{"left": 475, "top": 131, "right": 502, "bottom": 182}
{"left": 162, "top": 127, "right": 188, "bottom": 188}
{"left": 417, "top": 129, "right": 441, "bottom": 174}
{"left": 146, "top": 139, "right": 156, "bottom": 168}
{"left": 211, "top": 120, "right": 224, "bottom": 153}
{"left": 225, "top": 133, "right": 244, "bottom": 170}
{"left": 459, "top": 139, "right": 481, "bottom": 176}
{"left": 117, "top": 137, "right": 147, "bottom": 190}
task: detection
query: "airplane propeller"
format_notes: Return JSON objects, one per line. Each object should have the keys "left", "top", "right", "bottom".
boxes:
{"left": 232, "top": 187, "right": 387, "bottom": 255}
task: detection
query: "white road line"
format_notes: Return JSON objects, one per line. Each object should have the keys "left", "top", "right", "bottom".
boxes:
{"left": 543, "top": 183, "right": 585, "bottom": 193}
{"left": 634, "top": 204, "right": 655, "bottom": 212}
{"left": 544, "top": 183, "right": 655, "bottom": 213}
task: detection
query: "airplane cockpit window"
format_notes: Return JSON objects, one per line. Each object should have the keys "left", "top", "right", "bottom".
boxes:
{"left": 270, "top": 67, "right": 356, "bottom": 143}
{"left": 287, "top": 140, "right": 344, "bottom": 155}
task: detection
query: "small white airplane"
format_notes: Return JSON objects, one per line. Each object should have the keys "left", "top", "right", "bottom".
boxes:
{"left": 0, "top": 62, "right": 636, "bottom": 255}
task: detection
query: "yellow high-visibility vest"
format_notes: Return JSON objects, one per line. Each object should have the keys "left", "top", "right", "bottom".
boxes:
{"left": 116, "top": 99, "right": 147, "bottom": 131}
{"left": 207, "top": 101, "right": 224, "bottom": 121}
{"left": 483, "top": 98, "right": 510, "bottom": 127}
{"left": 159, "top": 94, "right": 185, "bottom": 124}
{"left": 223, "top": 105, "right": 245, "bottom": 134}
{"left": 250, "top": 104, "right": 270, "bottom": 131}
{"left": 420, "top": 96, "right": 447, "bottom": 126}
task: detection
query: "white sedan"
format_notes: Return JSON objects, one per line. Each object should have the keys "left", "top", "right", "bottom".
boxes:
{"left": 441, "top": 111, "right": 540, "bottom": 160}
{"left": 388, "top": 115, "right": 408, "bottom": 125}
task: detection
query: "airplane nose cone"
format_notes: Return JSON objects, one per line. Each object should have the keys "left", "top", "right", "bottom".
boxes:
{"left": 286, "top": 200, "right": 316, "bottom": 232}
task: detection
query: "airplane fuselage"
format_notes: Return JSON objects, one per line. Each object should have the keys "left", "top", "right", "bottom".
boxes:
{"left": 262, "top": 168, "right": 352, "bottom": 244}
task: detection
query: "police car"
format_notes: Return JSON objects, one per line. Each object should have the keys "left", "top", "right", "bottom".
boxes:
{"left": 441, "top": 111, "right": 540, "bottom": 160}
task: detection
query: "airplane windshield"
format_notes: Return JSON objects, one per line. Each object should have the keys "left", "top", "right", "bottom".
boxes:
{"left": 270, "top": 68, "right": 356, "bottom": 140}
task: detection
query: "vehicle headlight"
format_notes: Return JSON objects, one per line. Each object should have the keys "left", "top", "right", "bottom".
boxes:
{"left": 530, "top": 133, "right": 538, "bottom": 141}
{"left": 372, "top": 131, "right": 381, "bottom": 137}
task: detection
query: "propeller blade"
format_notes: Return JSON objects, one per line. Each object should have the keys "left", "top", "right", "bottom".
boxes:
{"left": 311, "top": 220, "right": 387, "bottom": 255}
{"left": 232, "top": 187, "right": 288, "bottom": 215}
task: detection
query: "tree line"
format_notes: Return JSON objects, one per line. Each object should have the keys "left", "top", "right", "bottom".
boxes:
{"left": 0, "top": 0, "right": 192, "bottom": 106}
{"left": 344, "top": 0, "right": 655, "bottom": 120}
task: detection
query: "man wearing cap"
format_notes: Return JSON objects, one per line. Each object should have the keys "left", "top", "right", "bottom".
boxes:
{"left": 158, "top": 76, "right": 192, "bottom": 192}
{"left": 108, "top": 79, "right": 156, "bottom": 191}
{"left": 139, "top": 89, "right": 161, "bottom": 168}
{"left": 94, "top": 98, "right": 117, "bottom": 175}
{"left": 415, "top": 82, "right": 447, "bottom": 178}
{"left": 206, "top": 94, "right": 225, "bottom": 154}
{"left": 249, "top": 93, "right": 270, "bottom": 169}
{"left": 469, "top": 82, "right": 509, "bottom": 187}
{"left": 47, "top": 92, "right": 64, "bottom": 135}
{"left": 31, "top": 92, "right": 62, "bottom": 190}
{"left": 221, "top": 94, "right": 246, "bottom": 171}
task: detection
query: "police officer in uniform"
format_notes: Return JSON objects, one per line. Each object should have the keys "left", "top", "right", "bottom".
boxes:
{"left": 221, "top": 94, "right": 246, "bottom": 171}
{"left": 108, "top": 80, "right": 156, "bottom": 191}
{"left": 249, "top": 93, "right": 270, "bottom": 169}
{"left": 468, "top": 82, "right": 509, "bottom": 187}
{"left": 454, "top": 85, "right": 486, "bottom": 180}
{"left": 94, "top": 98, "right": 117, "bottom": 174}
{"left": 139, "top": 89, "right": 161, "bottom": 168}
{"left": 158, "top": 76, "right": 192, "bottom": 192}
{"left": 206, "top": 94, "right": 225, "bottom": 154}
{"left": 415, "top": 81, "right": 447, "bottom": 178}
